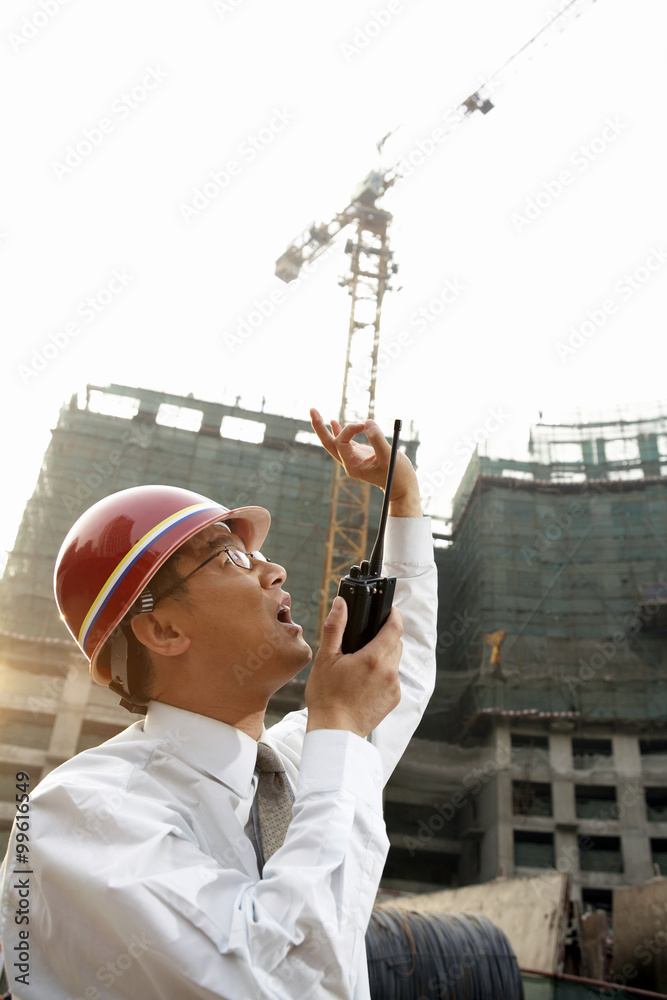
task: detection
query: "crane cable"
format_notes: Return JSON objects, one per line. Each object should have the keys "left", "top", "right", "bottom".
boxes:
{"left": 386, "top": 0, "right": 601, "bottom": 179}
{"left": 482, "top": 0, "right": 601, "bottom": 97}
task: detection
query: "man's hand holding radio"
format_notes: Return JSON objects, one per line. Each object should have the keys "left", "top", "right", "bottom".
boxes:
{"left": 305, "top": 597, "right": 404, "bottom": 737}
{"left": 310, "top": 408, "right": 422, "bottom": 518}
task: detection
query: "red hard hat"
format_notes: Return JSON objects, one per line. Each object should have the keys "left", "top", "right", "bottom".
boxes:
{"left": 54, "top": 484, "right": 270, "bottom": 686}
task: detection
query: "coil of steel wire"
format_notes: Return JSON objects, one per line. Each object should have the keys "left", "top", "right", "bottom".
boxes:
{"left": 366, "top": 906, "right": 524, "bottom": 999}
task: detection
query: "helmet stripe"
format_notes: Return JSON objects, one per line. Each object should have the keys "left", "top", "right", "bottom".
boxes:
{"left": 78, "top": 502, "right": 221, "bottom": 652}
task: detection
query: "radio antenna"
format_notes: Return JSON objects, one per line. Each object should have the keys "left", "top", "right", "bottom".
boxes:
{"left": 369, "top": 419, "right": 402, "bottom": 575}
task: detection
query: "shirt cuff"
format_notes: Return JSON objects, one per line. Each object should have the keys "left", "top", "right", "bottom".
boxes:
{"left": 383, "top": 515, "right": 434, "bottom": 565}
{"left": 296, "top": 730, "right": 384, "bottom": 815}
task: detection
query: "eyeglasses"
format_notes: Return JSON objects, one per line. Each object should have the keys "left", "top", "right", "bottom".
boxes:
{"left": 148, "top": 546, "right": 269, "bottom": 610}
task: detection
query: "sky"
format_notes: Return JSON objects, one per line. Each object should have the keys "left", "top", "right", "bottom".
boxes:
{"left": 1, "top": 0, "right": 665, "bottom": 565}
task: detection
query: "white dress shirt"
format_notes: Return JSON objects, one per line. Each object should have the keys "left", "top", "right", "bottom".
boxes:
{"left": 0, "top": 516, "right": 437, "bottom": 1000}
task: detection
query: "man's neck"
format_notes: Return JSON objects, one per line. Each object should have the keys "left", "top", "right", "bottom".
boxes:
{"left": 153, "top": 693, "right": 267, "bottom": 740}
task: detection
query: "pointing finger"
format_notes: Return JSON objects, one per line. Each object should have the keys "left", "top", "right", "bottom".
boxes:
{"left": 310, "top": 408, "right": 341, "bottom": 461}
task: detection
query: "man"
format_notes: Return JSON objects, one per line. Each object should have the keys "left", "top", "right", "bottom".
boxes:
{"left": 0, "top": 409, "right": 437, "bottom": 999}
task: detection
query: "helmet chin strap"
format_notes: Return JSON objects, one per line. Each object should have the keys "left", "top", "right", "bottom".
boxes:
{"left": 108, "top": 628, "right": 148, "bottom": 715}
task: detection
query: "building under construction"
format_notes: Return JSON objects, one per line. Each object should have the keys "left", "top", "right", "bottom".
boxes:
{"left": 387, "top": 403, "right": 667, "bottom": 912}
{"left": 1, "top": 388, "right": 666, "bottom": 917}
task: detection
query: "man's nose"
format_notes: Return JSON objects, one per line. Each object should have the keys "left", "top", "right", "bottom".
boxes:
{"left": 259, "top": 557, "right": 287, "bottom": 588}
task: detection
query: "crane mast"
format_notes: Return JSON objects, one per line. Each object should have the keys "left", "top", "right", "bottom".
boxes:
{"left": 275, "top": 171, "right": 397, "bottom": 637}
{"left": 321, "top": 199, "right": 395, "bottom": 636}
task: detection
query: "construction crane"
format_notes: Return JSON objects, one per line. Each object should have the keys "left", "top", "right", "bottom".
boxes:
{"left": 276, "top": 169, "right": 400, "bottom": 636}
{"left": 275, "top": 98, "right": 497, "bottom": 635}
{"left": 275, "top": 0, "right": 600, "bottom": 637}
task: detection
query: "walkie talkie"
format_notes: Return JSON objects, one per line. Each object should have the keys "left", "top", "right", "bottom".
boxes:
{"left": 338, "top": 419, "right": 402, "bottom": 653}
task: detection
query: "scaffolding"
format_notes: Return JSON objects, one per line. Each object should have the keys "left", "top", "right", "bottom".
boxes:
{"left": 0, "top": 383, "right": 419, "bottom": 654}
{"left": 433, "top": 405, "right": 667, "bottom": 734}
{"left": 0, "top": 385, "right": 336, "bottom": 647}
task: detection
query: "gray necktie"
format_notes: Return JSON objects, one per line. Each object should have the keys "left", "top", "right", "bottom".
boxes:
{"left": 255, "top": 743, "right": 295, "bottom": 864}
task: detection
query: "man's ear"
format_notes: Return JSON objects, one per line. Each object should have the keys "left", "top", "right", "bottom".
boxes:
{"left": 130, "top": 612, "right": 191, "bottom": 658}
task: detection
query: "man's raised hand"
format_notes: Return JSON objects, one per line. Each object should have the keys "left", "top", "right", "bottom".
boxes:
{"left": 310, "top": 408, "right": 422, "bottom": 517}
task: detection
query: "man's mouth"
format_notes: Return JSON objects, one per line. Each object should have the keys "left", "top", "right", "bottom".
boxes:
{"left": 276, "top": 595, "right": 301, "bottom": 630}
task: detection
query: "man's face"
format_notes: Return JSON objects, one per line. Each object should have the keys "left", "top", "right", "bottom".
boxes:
{"left": 165, "top": 522, "right": 312, "bottom": 700}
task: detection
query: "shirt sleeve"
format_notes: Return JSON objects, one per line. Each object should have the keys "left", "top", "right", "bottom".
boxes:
{"left": 272, "top": 516, "right": 438, "bottom": 786}
{"left": 369, "top": 515, "right": 438, "bottom": 781}
{"left": 0, "top": 730, "right": 387, "bottom": 1000}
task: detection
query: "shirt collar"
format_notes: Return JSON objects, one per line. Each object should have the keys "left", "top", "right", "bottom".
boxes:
{"left": 142, "top": 700, "right": 262, "bottom": 799}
